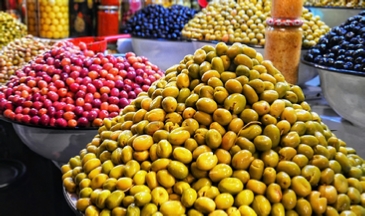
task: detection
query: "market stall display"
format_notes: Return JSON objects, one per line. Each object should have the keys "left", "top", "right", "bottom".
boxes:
{"left": 0, "top": 11, "right": 27, "bottom": 49}
{"left": 303, "top": 11, "right": 365, "bottom": 128}
{"left": 0, "top": 41, "right": 164, "bottom": 128}
{"left": 62, "top": 42, "right": 365, "bottom": 215}
{"left": 0, "top": 35, "right": 56, "bottom": 85}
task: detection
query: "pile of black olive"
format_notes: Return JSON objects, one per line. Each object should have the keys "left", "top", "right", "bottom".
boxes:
{"left": 123, "top": 4, "right": 197, "bottom": 40}
{"left": 304, "top": 11, "right": 365, "bottom": 72}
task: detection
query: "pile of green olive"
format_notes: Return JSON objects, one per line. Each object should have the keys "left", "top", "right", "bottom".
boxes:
{"left": 62, "top": 42, "right": 365, "bottom": 215}
{"left": 182, "top": 0, "right": 331, "bottom": 48}
{"left": 0, "top": 11, "right": 28, "bottom": 50}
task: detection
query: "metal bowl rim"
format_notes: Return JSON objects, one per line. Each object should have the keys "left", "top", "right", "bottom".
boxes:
{"left": 301, "top": 58, "right": 365, "bottom": 77}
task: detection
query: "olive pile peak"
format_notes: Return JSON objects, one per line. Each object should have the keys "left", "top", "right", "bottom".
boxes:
{"left": 0, "top": 12, "right": 28, "bottom": 49}
{"left": 181, "top": 0, "right": 331, "bottom": 48}
{"left": 63, "top": 42, "right": 365, "bottom": 216}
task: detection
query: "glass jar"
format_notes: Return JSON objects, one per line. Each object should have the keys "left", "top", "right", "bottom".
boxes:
{"left": 26, "top": 0, "right": 38, "bottom": 35}
{"left": 38, "top": 0, "right": 70, "bottom": 39}
{"left": 97, "top": 5, "right": 120, "bottom": 36}
{"left": 271, "top": 0, "right": 303, "bottom": 19}
{"left": 101, "top": 0, "right": 120, "bottom": 6}
{"left": 264, "top": 18, "right": 303, "bottom": 84}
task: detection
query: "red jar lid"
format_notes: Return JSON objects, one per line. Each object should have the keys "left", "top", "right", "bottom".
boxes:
{"left": 266, "top": 18, "right": 304, "bottom": 27}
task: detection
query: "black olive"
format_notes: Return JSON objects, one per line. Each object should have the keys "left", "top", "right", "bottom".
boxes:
{"left": 345, "top": 50, "right": 354, "bottom": 56}
{"left": 348, "top": 44, "right": 356, "bottom": 50}
{"left": 354, "top": 64, "right": 362, "bottom": 71}
{"left": 336, "top": 55, "right": 346, "bottom": 61}
{"left": 354, "top": 56, "right": 363, "bottom": 64}
{"left": 345, "top": 56, "right": 353, "bottom": 62}
{"left": 343, "top": 62, "right": 354, "bottom": 70}
{"left": 304, "top": 53, "right": 314, "bottom": 61}
{"left": 327, "top": 58, "right": 335, "bottom": 65}
{"left": 311, "top": 48, "right": 321, "bottom": 55}
{"left": 353, "top": 49, "right": 365, "bottom": 57}
{"left": 318, "top": 44, "right": 327, "bottom": 52}
{"left": 314, "top": 55, "right": 323, "bottom": 64}
{"left": 334, "top": 61, "right": 345, "bottom": 69}
{"left": 327, "top": 53, "right": 335, "bottom": 59}
{"left": 318, "top": 37, "right": 329, "bottom": 45}
{"left": 331, "top": 45, "right": 341, "bottom": 54}
{"left": 338, "top": 49, "right": 346, "bottom": 56}
{"left": 345, "top": 31, "right": 355, "bottom": 40}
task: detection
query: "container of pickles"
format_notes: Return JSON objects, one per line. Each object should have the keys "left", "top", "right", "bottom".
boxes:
{"left": 26, "top": 0, "right": 70, "bottom": 39}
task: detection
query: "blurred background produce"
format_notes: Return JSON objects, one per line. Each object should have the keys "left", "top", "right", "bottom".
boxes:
{"left": 181, "top": 0, "right": 331, "bottom": 48}
{"left": 0, "top": 11, "right": 27, "bottom": 49}
{"left": 0, "top": 35, "right": 55, "bottom": 84}
{"left": 304, "top": 0, "right": 365, "bottom": 7}
{"left": 123, "top": 4, "right": 197, "bottom": 40}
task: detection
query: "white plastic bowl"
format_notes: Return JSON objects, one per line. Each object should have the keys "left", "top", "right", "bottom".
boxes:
{"left": 302, "top": 60, "right": 365, "bottom": 128}
{"left": 11, "top": 122, "right": 97, "bottom": 164}
{"left": 192, "top": 40, "right": 318, "bottom": 86}
{"left": 131, "top": 37, "right": 195, "bottom": 71}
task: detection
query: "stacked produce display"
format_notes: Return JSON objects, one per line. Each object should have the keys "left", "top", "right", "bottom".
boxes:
{"left": 181, "top": 0, "right": 331, "bottom": 48}
{"left": 0, "top": 41, "right": 164, "bottom": 128}
{"left": 123, "top": 4, "right": 197, "bottom": 40}
{"left": 304, "top": 11, "right": 365, "bottom": 72}
{"left": 62, "top": 42, "right": 365, "bottom": 215}
{"left": 0, "top": 35, "right": 56, "bottom": 84}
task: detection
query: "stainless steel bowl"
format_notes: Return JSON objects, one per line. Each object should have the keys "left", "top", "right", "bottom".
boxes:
{"left": 131, "top": 37, "right": 195, "bottom": 71}
{"left": 7, "top": 120, "right": 97, "bottom": 165}
{"left": 192, "top": 40, "right": 318, "bottom": 86}
{"left": 302, "top": 59, "right": 365, "bottom": 128}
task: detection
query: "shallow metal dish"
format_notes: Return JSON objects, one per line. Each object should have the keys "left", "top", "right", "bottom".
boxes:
{"left": 131, "top": 37, "right": 195, "bottom": 71}
{"left": 1, "top": 117, "right": 97, "bottom": 165}
{"left": 302, "top": 59, "right": 365, "bottom": 128}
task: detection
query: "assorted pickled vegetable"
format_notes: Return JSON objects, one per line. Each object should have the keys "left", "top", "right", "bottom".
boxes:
{"left": 62, "top": 42, "right": 365, "bottom": 215}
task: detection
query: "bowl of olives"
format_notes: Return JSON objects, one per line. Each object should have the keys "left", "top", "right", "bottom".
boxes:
{"left": 124, "top": 4, "right": 197, "bottom": 71}
{"left": 303, "top": 11, "right": 365, "bottom": 128}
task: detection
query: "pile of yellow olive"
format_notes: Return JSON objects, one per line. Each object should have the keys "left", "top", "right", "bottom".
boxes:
{"left": 63, "top": 42, "right": 365, "bottom": 215}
